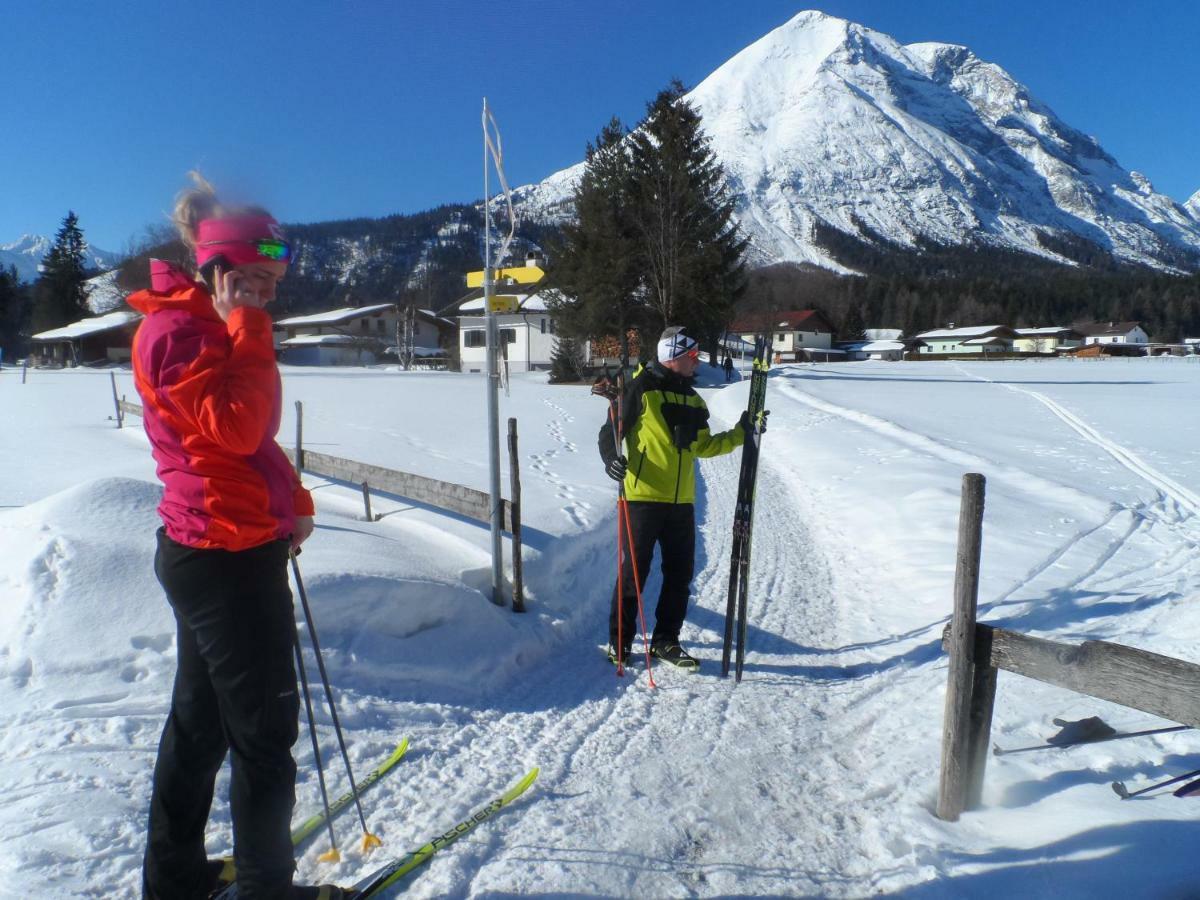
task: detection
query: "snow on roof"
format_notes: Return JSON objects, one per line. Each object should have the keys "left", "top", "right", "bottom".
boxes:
{"left": 962, "top": 336, "right": 1012, "bottom": 346}
{"left": 1016, "top": 326, "right": 1075, "bottom": 336}
{"left": 916, "top": 325, "right": 1007, "bottom": 340}
{"left": 861, "top": 341, "right": 905, "bottom": 351}
{"left": 281, "top": 334, "right": 369, "bottom": 347}
{"left": 457, "top": 292, "right": 551, "bottom": 313}
{"left": 31, "top": 310, "right": 140, "bottom": 342}
{"left": 275, "top": 304, "right": 395, "bottom": 327}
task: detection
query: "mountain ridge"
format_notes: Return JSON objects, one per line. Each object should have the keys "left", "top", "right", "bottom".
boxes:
{"left": 512, "top": 9, "right": 1200, "bottom": 274}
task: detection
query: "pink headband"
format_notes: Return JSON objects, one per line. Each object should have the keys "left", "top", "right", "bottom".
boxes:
{"left": 195, "top": 215, "right": 290, "bottom": 268}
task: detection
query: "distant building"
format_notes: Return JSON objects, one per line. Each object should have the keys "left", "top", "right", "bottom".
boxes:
{"left": 274, "top": 304, "right": 451, "bottom": 366}
{"left": 30, "top": 309, "right": 141, "bottom": 366}
{"left": 730, "top": 310, "right": 835, "bottom": 362}
{"left": 914, "top": 325, "right": 1018, "bottom": 355}
{"left": 1074, "top": 322, "right": 1149, "bottom": 346}
{"left": 1013, "top": 327, "right": 1083, "bottom": 354}
{"left": 449, "top": 252, "right": 560, "bottom": 373}
{"left": 840, "top": 339, "right": 905, "bottom": 361}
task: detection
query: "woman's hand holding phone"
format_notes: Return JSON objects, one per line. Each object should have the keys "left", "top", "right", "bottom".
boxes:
{"left": 212, "top": 265, "right": 264, "bottom": 322}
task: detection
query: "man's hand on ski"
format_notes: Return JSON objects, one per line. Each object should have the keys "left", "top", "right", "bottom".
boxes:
{"left": 605, "top": 456, "right": 628, "bottom": 482}
{"left": 740, "top": 409, "right": 770, "bottom": 434}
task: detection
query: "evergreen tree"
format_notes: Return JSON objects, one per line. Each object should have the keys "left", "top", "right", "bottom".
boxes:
{"left": 547, "top": 118, "right": 645, "bottom": 366}
{"left": 627, "top": 81, "right": 747, "bottom": 345}
{"left": 0, "top": 264, "right": 29, "bottom": 359}
{"left": 548, "top": 334, "right": 586, "bottom": 384}
{"left": 33, "top": 211, "right": 92, "bottom": 333}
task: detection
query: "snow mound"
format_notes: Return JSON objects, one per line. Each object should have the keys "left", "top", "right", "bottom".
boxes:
{"left": 0, "top": 477, "right": 170, "bottom": 688}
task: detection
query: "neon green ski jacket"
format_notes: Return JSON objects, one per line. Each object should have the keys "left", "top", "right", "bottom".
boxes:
{"left": 598, "top": 362, "right": 744, "bottom": 504}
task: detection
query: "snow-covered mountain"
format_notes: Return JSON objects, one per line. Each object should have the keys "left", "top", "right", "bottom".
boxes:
{"left": 0, "top": 234, "right": 118, "bottom": 283}
{"left": 514, "top": 10, "right": 1200, "bottom": 273}
{"left": 1188, "top": 189, "right": 1200, "bottom": 220}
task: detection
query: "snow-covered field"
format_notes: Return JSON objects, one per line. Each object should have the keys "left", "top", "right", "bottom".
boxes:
{"left": 2, "top": 357, "right": 1200, "bottom": 898}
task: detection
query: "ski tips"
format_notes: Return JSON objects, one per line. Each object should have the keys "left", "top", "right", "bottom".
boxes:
{"left": 362, "top": 832, "right": 383, "bottom": 853}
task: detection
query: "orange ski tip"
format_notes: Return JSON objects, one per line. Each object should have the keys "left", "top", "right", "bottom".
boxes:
{"left": 362, "top": 832, "right": 383, "bottom": 853}
{"left": 318, "top": 847, "right": 342, "bottom": 864}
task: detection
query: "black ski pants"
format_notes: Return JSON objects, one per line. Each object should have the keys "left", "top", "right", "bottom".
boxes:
{"left": 143, "top": 529, "right": 299, "bottom": 900}
{"left": 609, "top": 501, "right": 695, "bottom": 648}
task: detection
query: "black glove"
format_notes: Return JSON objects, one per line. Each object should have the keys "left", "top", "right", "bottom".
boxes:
{"left": 605, "top": 455, "right": 628, "bottom": 482}
{"left": 740, "top": 409, "right": 770, "bottom": 434}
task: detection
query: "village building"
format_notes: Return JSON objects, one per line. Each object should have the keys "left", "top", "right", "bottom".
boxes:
{"left": 1012, "top": 327, "right": 1083, "bottom": 354}
{"left": 30, "top": 309, "right": 142, "bottom": 367}
{"left": 730, "top": 310, "right": 836, "bottom": 362}
{"left": 1074, "top": 321, "right": 1149, "bottom": 346}
{"left": 274, "top": 304, "right": 451, "bottom": 366}
{"left": 914, "top": 325, "right": 1019, "bottom": 355}
{"left": 448, "top": 252, "right": 561, "bottom": 374}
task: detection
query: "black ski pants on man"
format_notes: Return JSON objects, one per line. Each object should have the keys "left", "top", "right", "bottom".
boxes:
{"left": 609, "top": 501, "right": 695, "bottom": 649}
{"left": 143, "top": 529, "right": 299, "bottom": 900}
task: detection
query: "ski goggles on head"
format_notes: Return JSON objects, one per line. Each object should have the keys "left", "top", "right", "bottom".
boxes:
{"left": 198, "top": 238, "right": 295, "bottom": 263}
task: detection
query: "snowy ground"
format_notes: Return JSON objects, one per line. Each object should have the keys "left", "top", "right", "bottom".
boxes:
{"left": 2, "top": 356, "right": 1200, "bottom": 898}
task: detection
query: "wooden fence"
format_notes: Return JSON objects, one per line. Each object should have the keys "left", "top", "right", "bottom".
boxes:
{"left": 937, "top": 473, "right": 1200, "bottom": 820}
{"left": 112, "top": 392, "right": 524, "bottom": 607}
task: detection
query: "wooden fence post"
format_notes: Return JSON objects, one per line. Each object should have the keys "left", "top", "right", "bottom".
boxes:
{"left": 294, "top": 401, "right": 304, "bottom": 473}
{"left": 22, "top": 359, "right": 28, "bottom": 383}
{"left": 110, "top": 372, "right": 123, "bottom": 428}
{"left": 361, "top": 482, "right": 374, "bottom": 522}
{"left": 937, "top": 472, "right": 987, "bottom": 821}
{"left": 508, "top": 417, "right": 525, "bottom": 612}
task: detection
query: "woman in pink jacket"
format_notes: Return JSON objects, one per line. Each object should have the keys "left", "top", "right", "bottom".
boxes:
{"left": 131, "top": 173, "right": 343, "bottom": 899}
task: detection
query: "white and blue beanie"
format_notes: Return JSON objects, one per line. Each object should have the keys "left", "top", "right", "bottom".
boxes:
{"left": 657, "top": 326, "right": 697, "bottom": 363}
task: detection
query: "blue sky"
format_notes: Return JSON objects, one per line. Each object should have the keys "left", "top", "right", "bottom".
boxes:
{"left": 3, "top": 0, "right": 1196, "bottom": 252}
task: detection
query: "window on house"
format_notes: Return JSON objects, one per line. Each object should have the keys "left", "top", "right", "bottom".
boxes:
{"left": 464, "top": 330, "right": 485, "bottom": 348}
{"left": 776, "top": 333, "right": 785, "bottom": 342}
{"left": 540, "top": 318, "right": 546, "bottom": 334}
{"left": 361, "top": 320, "right": 369, "bottom": 333}
{"left": 500, "top": 328, "right": 516, "bottom": 344}
{"left": 377, "top": 320, "right": 385, "bottom": 333}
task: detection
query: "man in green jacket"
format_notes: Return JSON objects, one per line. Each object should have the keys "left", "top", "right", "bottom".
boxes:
{"left": 599, "top": 326, "right": 755, "bottom": 670}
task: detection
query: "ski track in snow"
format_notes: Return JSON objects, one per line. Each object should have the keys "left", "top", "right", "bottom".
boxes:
{"left": 6, "top": 364, "right": 1200, "bottom": 897}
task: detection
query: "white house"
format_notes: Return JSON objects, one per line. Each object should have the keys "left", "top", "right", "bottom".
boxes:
{"left": 841, "top": 339, "right": 905, "bottom": 361}
{"left": 1075, "top": 322, "right": 1149, "bottom": 346}
{"left": 455, "top": 288, "right": 562, "bottom": 374}
{"left": 915, "top": 325, "right": 1018, "bottom": 355}
{"left": 274, "top": 304, "right": 450, "bottom": 366}
{"left": 730, "top": 310, "right": 835, "bottom": 362}
{"left": 1013, "top": 327, "right": 1083, "bottom": 354}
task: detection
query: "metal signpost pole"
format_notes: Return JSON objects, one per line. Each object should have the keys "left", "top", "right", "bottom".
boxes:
{"left": 482, "top": 98, "right": 505, "bottom": 606}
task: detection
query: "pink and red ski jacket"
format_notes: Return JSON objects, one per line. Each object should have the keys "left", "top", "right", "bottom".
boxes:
{"left": 128, "top": 260, "right": 313, "bottom": 551}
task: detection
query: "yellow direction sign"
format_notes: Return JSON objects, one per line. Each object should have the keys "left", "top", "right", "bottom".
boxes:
{"left": 488, "top": 294, "right": 519, "bottom": 313}
{"left": 467, "top": 266, "right": 544, "bottom": 288}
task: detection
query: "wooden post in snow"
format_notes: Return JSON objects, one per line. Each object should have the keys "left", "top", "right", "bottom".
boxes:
{"left": 294, "top": 401, "right": 304, "bottom": 473}
{"left": 937, "top": 473, "right": 987, "bottom": 821}
{"left": 508, "top": 417, "right": 525, "bottom": 612}
{"left": 110, "top": 372, "right": 123, "bottom": 428}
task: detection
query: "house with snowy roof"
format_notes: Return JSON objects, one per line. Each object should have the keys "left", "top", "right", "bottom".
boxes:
{"left": 445, "top": 252, "right": 562, "bottom": 373}
{"left": 1012, "top": 327, "right": 1083, "bottom": 354}
{"left": 274, "top": 304, "right": 451, "bottom": 366}
{"left": 729, "top": 310, "right": 835, "bottom": 362}
{"left": 914, "top": 325, "right": 1018, "bottom": 355}
{"left": 30, "top": 309, "right": 142, "bottom": 366}
{"left": 1074, "top": 321, "right": 1149, "bottom": 346}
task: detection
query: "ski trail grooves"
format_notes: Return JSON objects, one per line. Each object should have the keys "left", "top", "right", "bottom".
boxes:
{"left": 955, "top": 366, "right": 1200, "bottom": 520}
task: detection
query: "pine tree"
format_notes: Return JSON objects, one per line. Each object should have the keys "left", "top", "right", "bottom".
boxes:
{"left": 0, "top": 264, "right": 29, "bottom": 359}
{"left": 33, "top": 211, "right": 92, "bottom": 333}
{"left": 548, "top": 334, "right": 586, "bottom": 384}
{"left": 547, "top": 118, "right": 645, "bottom": 366}
{"left": 626, "top": 81, "right": 748, "bottom": 345}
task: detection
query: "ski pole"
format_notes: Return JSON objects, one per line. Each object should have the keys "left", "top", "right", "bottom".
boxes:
{"left": 606, "top": 373, "right": 655, "bottom": 686}
{"left": 293, "top": 630, "right": 340, "bottom": 862}
{"left": 1112, "top": 765, "right": 1200, "bottom": 799}
{"left": 289, "top": 549, "right": 383, "bottom": 852}
{"left": 995, "top": 724, "right": 1189, "bottom": 756}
